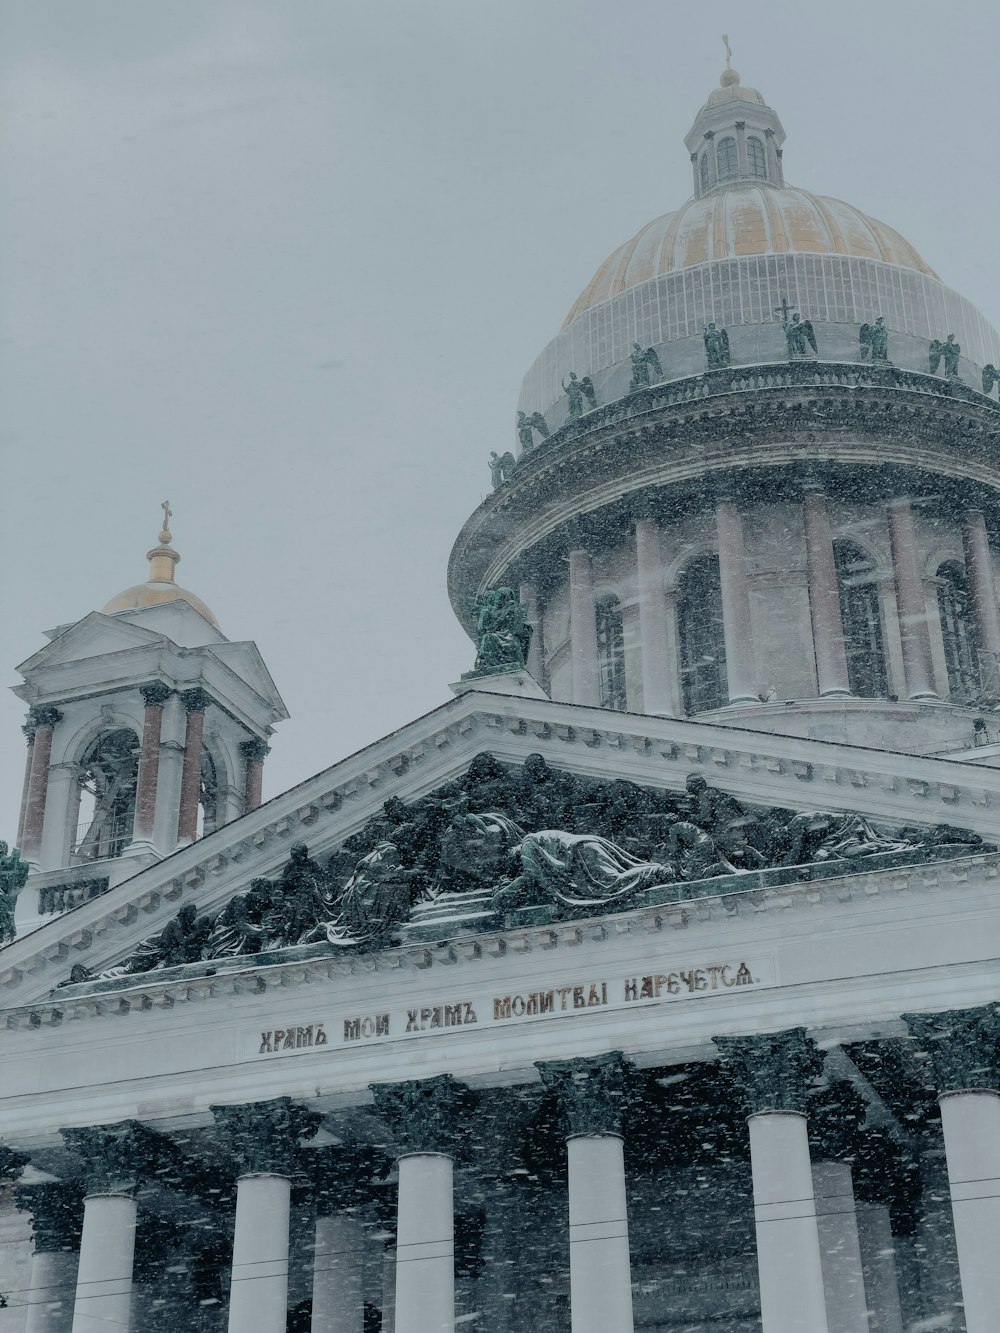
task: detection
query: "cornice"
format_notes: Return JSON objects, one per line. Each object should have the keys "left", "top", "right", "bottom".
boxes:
{"left": 449, "top": 363, "right": 1000, "bottom": 623}
{"left": 3, "top": 691, "right": 1000, "bottom": 1004}
{"left": 3, "top": 840, "right": 996, "bottom": 1032}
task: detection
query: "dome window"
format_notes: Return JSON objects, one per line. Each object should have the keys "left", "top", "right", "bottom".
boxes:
{"left": 699, "top": 152, "right": 710, "bottom": 192}
{"left": 833, "top": 541, "right": 888, "bottom": 698}
{"left": 596, "top": 597, "right": 627, "bottom": 711}
{"left": 717, "top": 136, "right": 739, "bottom": 181}
{"left": 747, "top": 135, "right": 767, "bottom": 180}
{"left": 75, "top": 729, "right": 140, "bottom": 862}
{"left": 936, "top": 561, "right": 980, "bottom": 702}
{"left": 678, "top": 554, "right": 727, "bottom": 713}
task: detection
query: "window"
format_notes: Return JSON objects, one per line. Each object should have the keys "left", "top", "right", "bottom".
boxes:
{"left": 936, "top": 560, "right": 980, "bottom": 701}
{"left": 747, "top": 136, "right": 767, "bottom": 179}
{"left": 717, "top": 136, "right": 739, "bottom": 181}
{"left": 834, "top": 541, "right": 888, "bottom": 698}
{"left": 75, "top": 729, "right": 139, "bottom": 861}
{"left": 198, "top": 748, "right": 222, "bottom": 837}
{"left": 699, "top": 152, "right": 710, "bottom": 192}
{"left": 677, "top": 554, "right": 727, "bottom": 713}
{"left": 595, "top": 598, "right": 627, "bottom": 711}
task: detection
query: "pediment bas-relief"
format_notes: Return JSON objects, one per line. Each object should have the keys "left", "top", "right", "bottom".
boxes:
{"left": 62, "top": 752, "right": 989, "bottom": 993}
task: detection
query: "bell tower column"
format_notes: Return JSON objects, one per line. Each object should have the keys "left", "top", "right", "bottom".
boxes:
{"left": 131, "top": 683, "right": 172, "bottom": 848}
{"left": 177, "top": 689, "right": 209, "bottom": 845}
{"left": 20, "top": 707, "right": 63, "bottom": 867}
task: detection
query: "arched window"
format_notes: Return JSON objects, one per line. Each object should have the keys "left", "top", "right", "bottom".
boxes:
{"left": 747, "top": 136, "right": 767, "bottom": 179}
{"left": 677, "top": 554, "right": 727, "bottom": 713}
{"left": 936, "top": 560, "right": 980, "bottom": 701}
{"left": 833, "top": 540, "right": 888, "bottom": 698}
{"left": 699, "top": 152, "right": 710, "bottom": 192}
{"left": 198, "top": 749, "right": 221, "bottom": 837}
{"left": 75, "top": 729, "right": 139, "bottom": 861}
{"left": 717, "top": 137, "right": 739, "bottom": 181}
{"left": 595, "top": 597, "right": 627, "bottom": 711}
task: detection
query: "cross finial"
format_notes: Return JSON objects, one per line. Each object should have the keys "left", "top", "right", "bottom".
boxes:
{"left": 159, "top": 500, "right": 173, "bottom": 544}
{"left": 722, "top": 34, "right": 732, "bottom": 69}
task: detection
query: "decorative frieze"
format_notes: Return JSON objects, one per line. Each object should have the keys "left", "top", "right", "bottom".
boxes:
{"left": 536, "top": 1050, "right": 634, "bottom": 1135}
{"left": 211, "top": 1096, "right": 323, "bottom": 1175}
{"left": 902, "top": 1004, "right": 1000, "bottom": 1092}
{"left": 714, "top": 1026, "right": 826, "bottom": 1114}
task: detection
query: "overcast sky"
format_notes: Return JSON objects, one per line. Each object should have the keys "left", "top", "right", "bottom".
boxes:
{"left": 2, "top": 0, "right": 999, "bottom": 832}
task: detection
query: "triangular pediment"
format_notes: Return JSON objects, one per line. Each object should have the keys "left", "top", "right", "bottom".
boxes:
{"left": 207, "top": 641, "right": 289, "bottom": 718}
{"left": 5, "top": 689, "right": 1000, "bottom": 1008}
{"left": 16, "top": 612, "right": 166, "bottom": 675}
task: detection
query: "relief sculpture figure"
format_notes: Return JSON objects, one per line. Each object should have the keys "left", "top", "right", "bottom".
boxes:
{"left": 628, "top": 342, "right": 663, "bottom": 392}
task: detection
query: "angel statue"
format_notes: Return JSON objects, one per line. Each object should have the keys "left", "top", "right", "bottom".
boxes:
{"left": 982, "top": 364, "right": 999, "bottom": 398}
{"left": 516, "top": 410, "right": 549, "bottom": 451}
{"left": 471, "top": 586, "right": 532, "bottom": 673}
{"left": 561, "top": 370, "right": 597, "bottom": 418}
{"left": 628, "top": 342, "right": 663, "bottom": 392}
{"left": 859, "top": 316, "right": 890, "bottom": 365}
{"left": 488, "top": 450, "right": 516, "bottom": 490}
{"left": 929, "top": 334, "right": 961, "bottom": 378}
{"left": 776, "top": 302, "right": 817, "bottom": 359}
{"left": 703, "top": 322, "right": 730, "bottom": 369}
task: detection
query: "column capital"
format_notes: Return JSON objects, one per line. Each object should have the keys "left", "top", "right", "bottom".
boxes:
{"left": 370, "top": 1073, "right": 473, "bottom": 1155}
{"left": 311, "top": 1144, "right": 392, "bottom": 1215}
{"left": 240, "top": 737, "right": 271, "bottom": 762}
{"left": 535, "top": 1050, "right": 634, "bottom": 1135}
{"left": 21, "top": 718, "right": 37, "bottom": 743}
{"left": 0, "top": 1143, "right": 29, "bottom": 1180}
{"left": 139, "top": 681, "right": 173, "bottom": 707}
{"left": 61, "top": 1120, "right": 158, "bottom": 1194}
{"left": 180, "top": 687, "right": 211, "bottom": 713}
{"left": 714, "top": 1027, "right": 825, "bottom": 1114}
{"left": 29, "top": 705, "right": 63, "bottom": 730}
{"left": 902, "top": 1004, "right": 1000, "bottom": 1092}
{"left": 14, "top": 1180, "right": 85, "bottom": 1252}
{"left": 211, "top": 1096, "right": 323, "bottom": 1175}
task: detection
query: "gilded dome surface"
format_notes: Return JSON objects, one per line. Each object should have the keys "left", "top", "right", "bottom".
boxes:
{"left": 101, "top": 580, "right": 219, "bottom": 627}
{"left": 564, "top": 186, "right": 937, "bottom": 327}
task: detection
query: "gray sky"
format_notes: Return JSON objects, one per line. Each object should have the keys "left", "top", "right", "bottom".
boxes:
{"left": 2, "top": 0, "right": 999, "bottom": 830}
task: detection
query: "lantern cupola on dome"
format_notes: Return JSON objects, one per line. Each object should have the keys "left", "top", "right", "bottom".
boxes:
{"left": 101, "top": 501, "right": 219, "bottom": 629}
{"left": 685, "top": 37, "right": 786, "bottom": 196}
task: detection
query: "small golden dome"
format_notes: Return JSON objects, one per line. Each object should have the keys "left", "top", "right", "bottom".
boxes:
{"left": 563, "top": 186, "right": 937, "bottom": 326}
{"left": 101, "top": 502, "right": 220, "bottom": 628}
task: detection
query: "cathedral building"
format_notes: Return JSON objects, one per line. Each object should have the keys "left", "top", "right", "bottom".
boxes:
{"left": 1, "top": 62, "right": 999, "bottom": 1333}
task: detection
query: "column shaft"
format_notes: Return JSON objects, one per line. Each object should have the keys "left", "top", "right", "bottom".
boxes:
{"left": 856, "top": 1202, "right": 904, "bottom": 1333}
{"left": 716, "top": 501, "right": 757, "bottom": 704}
{"left": 749, "top": 1112, "right": 830, "bottom": 1333}
{"left": 887, "top": 499, "right": 936, "bottom": 699}
{"left": 962, "top": 510, "right": 1000, "bottom": 693}
{"left": 25, "top": 1250, "right": 77, "bottom": 1333}
{"left": 518, "top": 581, "right": 545, "bottom": 684}
{"left": 16, "top": 734, "right": 35, "bottom": 850}
{"left": 381, "top": 1246, "right": 397, "bottom": 1333}
{"left": 70, "top": 1194, "right": 136, "bottom": 1333}
{"left": 938, "top": 1089, "right": 1000, "bottom": 1333}
{"left": 311, "top": 1215, "right": 365, "bottom": 1333}
{"left": 812, "top": 1161, "right": 869, "bottom": 1333}
{"left": 395, "top": 1154, "right": 453, "bottom": 1333}
{"left": 177, "top": 706, "right": 206, "bottom": 844}
{"left": 567, "top": 1134, "right": 634, "bottom": 1333}
{"left": 803, "top": 492, "right": 851, "bottom": 696}
{"left": 635, "top": 519, "right": 674, "bottom": 715}
{"left": 228, "top": 1174, "right": 291, "bottom": 1333}
{"left": 133, "top": 701, "right": 165, "bottom": 842}
{"left": 21, "top": 723, "right": 56, "bottom": 863}
{"left": 568, "top": 550, "right": 599, "bottom": 706}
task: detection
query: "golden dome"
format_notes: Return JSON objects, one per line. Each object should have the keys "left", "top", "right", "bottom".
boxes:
{"left": 101, "top": 502, "right": 220, "bottom": 628}
{"left": 563, "top": 185, "right": 937, "bottom": 327}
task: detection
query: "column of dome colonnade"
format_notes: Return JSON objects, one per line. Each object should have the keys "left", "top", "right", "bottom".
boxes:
{"left": 962, "top": 510, "right": 1000, "bottom": 696}
{"left": 715, "top": 500, "right": 758, "bottom": 705}
{"left": 211, "top": 1097, "right": 323, "bottom": 1333}
{"left": 371, "top": 1074, "right": 471, "bottom": 1333}
{"left": 715, "top": 1028, "right": 832, "bottom": 1333}
{"left": 18, "top": 706, "right": 62, "bottom": 866}
{"left": 887, "top": 499, "right": 938, "bottom": 701}
{"left": 802, "top": 489, "right": 852, "bottom": 698}
{"left": 518, "top": 581, "right": 546, "bottom": 684}
{"left": 903, "top": 1006, "right": 1000, "bottom": 1333}
{"left": 635, "top": 517, "right": 675, "bottom": 715}
{"left": 568, "top": 547, "right": 600, "bottom": 705}
{"left": 536, "top": 1052, "right": 636, "bottom": 1333}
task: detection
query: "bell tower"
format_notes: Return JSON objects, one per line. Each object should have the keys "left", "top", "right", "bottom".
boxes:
{"left": 10, "top": 506, "right": 288, "bottom": 937}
